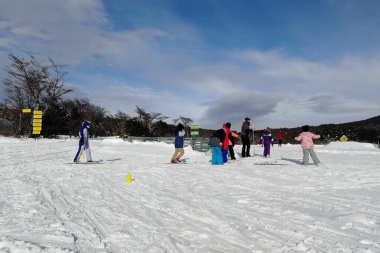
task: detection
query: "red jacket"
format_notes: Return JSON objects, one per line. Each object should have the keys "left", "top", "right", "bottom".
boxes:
{"left": 278, "top": 132, "right": 284, "bottom": 141}
{"left": 222, "top": 124, "right": 231, "bottom": 150}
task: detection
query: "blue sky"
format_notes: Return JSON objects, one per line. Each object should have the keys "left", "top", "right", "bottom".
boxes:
{"left": 1, "top": 0, "right": 380, "bottom": 131}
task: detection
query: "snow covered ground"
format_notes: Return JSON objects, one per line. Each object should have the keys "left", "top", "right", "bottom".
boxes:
{"left": 0, "top": 136, "right": 379, "bottom": 253}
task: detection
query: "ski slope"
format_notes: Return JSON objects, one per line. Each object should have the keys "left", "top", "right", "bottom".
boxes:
{"left": 0, "top": 137, "right": 379, "bottom": 252}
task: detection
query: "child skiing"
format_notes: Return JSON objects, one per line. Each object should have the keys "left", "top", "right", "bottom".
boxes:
{"left": 294, "top": 125, "right": 321, "bottom": 166}
{"left": 171, "top": 124, "right": 185, "bottom": 163}
{"left": 73, "top": 120, "right": 93, "bottom": 163}
{"left": 261, "top": 127, "right": 273, "bottom": 158}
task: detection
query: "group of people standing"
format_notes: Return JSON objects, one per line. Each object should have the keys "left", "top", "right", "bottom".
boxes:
{"left": 72, "top": 119, "right": 321, "bottom": 167}
{"left": 209, "top": 122, "right": 235, "bottom": 164}
{"left": 169, "top": 118, "right": 321, "bottom": 166}
{"left": 209, "top": 117, "right": 254, "bottom": 165}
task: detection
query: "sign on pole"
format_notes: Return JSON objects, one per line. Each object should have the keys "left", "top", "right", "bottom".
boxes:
{"left": 33, "top": 110, "right": 43, "bottom": 135}
{"left": 190, "top": 124, "right": 199, "bottom": 137}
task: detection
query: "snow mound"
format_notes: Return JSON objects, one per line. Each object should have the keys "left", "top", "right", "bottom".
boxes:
{"left": 322, "top": 141, "right": 379, "bottom": 151}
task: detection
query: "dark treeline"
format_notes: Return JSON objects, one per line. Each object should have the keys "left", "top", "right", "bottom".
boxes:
{"left": 0, "top": 95, "right": 197, "bottom": 138}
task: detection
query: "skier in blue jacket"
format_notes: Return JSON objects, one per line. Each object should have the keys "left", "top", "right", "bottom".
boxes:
{"left": 171, "top": 124, "right": 185, "bottom": 163}
{"left": 73, "top": 120, "right": 93, "bottom": 163}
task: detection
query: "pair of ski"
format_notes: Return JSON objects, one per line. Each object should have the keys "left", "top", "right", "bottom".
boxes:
{"left": 169, "top": 159, "right": 187, "bottom": 164}
{"left": 254, "top": 160, "right": 283, "bottom": 165}
{"left": 68, "top": 159, "right": 103, "bottom": 164}
{"left": 169, "top": 161, "right": 187, "bottom": 164}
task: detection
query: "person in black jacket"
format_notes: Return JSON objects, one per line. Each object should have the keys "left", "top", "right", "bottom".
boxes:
{"left": 241, "top": 117, "right": 251, "bottom": 157}
{"left": 209, "top": 128, "right": 226, "bottom": 165}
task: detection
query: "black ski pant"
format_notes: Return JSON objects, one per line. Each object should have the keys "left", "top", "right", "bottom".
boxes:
{"left": 241, "top": 136, "right": 250, "bottom": 157}
{"left": 228, "top": 145, "right": 236, "bottom": 159}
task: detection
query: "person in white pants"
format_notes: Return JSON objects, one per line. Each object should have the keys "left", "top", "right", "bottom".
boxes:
{"left": 73, "top": 120, "right": 93, "bottom": 163}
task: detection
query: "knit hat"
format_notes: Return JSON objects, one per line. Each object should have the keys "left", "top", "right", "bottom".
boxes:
{"left": 82, "top": 120, "right": 91, "bottom": 128}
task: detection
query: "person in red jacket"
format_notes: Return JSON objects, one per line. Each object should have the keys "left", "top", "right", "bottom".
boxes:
{"left": 221, "top": 123, "right": 233, "bottom": 163}
{"left": 277, "top": 130, "right": 284, "bottom": 147}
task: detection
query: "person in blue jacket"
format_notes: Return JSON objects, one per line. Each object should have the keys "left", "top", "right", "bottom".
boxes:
{"left": 171, "top": 123, "right": 185, "bottom": 163}
{"left": 73, "top": 120, "right": 93, "bottom": 163}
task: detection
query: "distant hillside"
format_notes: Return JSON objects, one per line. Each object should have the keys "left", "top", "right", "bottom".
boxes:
{"left": 314, "top": 115, "right": 380, "bottom": 144}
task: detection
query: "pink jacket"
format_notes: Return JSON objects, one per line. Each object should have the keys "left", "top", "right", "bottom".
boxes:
{"left": 229, "top": 131, "right": 241, "bottom": 145}
{"left": 295, "top": 132, "right": 320, "bottom": 149}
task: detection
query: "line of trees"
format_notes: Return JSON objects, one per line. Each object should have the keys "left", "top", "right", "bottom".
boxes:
{"left": 0, "top": 54, "right": 194, "bottom": 138}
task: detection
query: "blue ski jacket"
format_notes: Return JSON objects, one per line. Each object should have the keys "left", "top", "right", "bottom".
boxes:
{"left": 174, "top": 129, "right": 185, "bottom": 148}
{"left": 79, "top": 120, "right": 91, "bottom": 148}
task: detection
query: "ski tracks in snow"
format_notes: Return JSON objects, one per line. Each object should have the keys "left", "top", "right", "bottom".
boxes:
{"left": 1, "top": 139, "right": 380, "bottom": 252}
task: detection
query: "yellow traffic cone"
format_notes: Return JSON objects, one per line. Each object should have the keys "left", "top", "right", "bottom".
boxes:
{"left": 126, "top": 173, "right": 133, "bottom": 183}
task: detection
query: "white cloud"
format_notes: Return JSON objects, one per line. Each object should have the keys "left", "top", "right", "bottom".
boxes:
{"left": 1, "top": 1, "right": 380, "bottom": 130}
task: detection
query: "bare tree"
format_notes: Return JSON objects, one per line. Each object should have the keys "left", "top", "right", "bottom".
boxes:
{"left": 5, "top": 54, "right": 49, "bottom": 111}
{"left": 111, "top": 111, "right": 130, "bottom": 137}
{"left": 3, "top": 53, "right": 73, "bottom": 136}
{"left": 87, "top": 104, "right": 107, "bottom": 137}
{"left": 173, "top": 116, "right": 193, "bottom": 128}
{"left": 42, "top": 57, "right": 73, "bottom": 114}
{"left": 135, "top": 105, "right": 169, "bottom": 134}
{"left": 3, "top": 74, "right": 35, "bottom": 136}
{"left": 173, "top": 116, "right": 193, "bottom": 136}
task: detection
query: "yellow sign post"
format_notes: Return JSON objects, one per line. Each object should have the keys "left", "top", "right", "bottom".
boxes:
{"left": 20, "top": 109, "right": 32, "bottom": 136}
{"left": 33, "top": 111, "right": 43, "bottom": 135}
